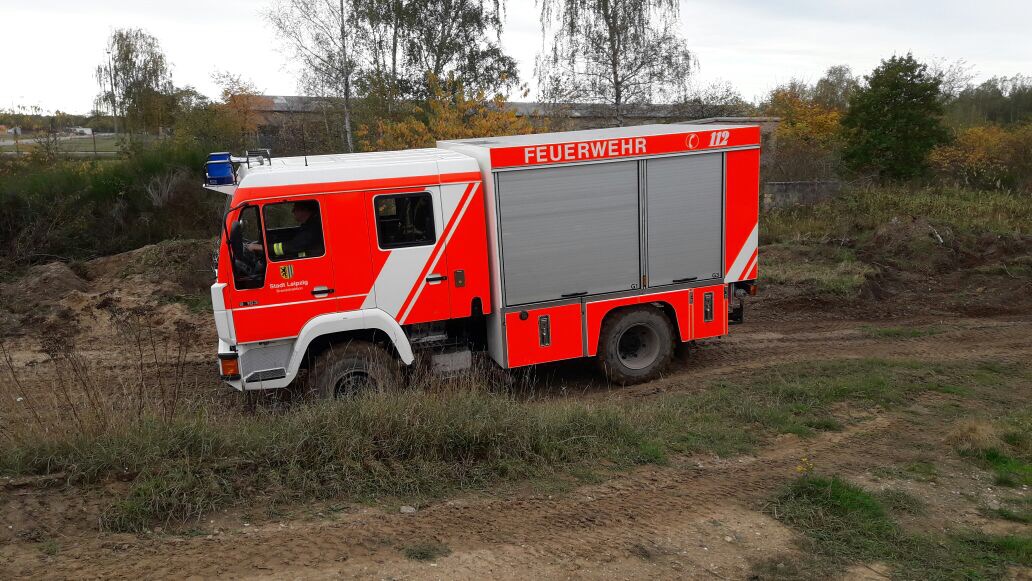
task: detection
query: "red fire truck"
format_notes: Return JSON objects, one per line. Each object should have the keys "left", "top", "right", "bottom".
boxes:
{"left": 206, "top": 124, "right": 759, "bottom": 395}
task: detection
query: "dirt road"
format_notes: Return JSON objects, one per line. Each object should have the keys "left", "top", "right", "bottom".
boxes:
{"left": 2, "top": 315, "right": 1029, "bottom": 580}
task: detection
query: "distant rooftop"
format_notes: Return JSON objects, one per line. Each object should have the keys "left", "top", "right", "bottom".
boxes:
{"left": 248, "top": 95, "right": 778, "bottom": 126}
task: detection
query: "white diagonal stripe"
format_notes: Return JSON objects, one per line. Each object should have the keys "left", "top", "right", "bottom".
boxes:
{"left": 399, "top": 183, "right": 479, "bottom": 323}
{"left": 726, "top": 223, "right": 758, "bottom": 283}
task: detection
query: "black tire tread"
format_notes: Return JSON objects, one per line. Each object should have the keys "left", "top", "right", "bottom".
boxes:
{"left": 596, "top": 307, "right": 675, "bottom": 385}
{"left": 308, "top": 340, "right": 401, "bottom": 398}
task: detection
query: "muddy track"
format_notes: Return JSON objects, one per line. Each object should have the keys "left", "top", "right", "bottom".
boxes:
{"left": 3, "top": 317, "right": 1030, "bottom": 579}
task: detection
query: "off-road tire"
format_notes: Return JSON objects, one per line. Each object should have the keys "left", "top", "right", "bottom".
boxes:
{"left": 596, "top": 307, "right": 675, "bottom": 385}
{"left": 308, "top": 340, "right": 401, "bottom": 399}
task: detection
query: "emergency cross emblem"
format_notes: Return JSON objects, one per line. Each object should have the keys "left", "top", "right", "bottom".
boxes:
{"left": 278, "top": 264, "right": 294, "bottom": 280}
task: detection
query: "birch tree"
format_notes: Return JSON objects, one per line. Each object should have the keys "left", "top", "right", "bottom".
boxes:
{"left": 95, "top": 29, "right": 174, "bottom": 134}
{"left": 267, "top": 0, "right": 362, "bottom": 152}
{"left": 536, "top": 0, "right": 695, "bottom": 126}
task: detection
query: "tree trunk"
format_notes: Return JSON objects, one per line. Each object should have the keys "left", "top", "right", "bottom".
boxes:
{"left": 340, "top": 0, "right": 355, "bottom": 152}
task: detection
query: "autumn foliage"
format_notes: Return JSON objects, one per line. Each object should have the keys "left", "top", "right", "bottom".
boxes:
{"left": 358, "top": 81, "right": 538, "bottom": 151}
{"left": 930, "top": 124, "right": 1032, "bottom": 191}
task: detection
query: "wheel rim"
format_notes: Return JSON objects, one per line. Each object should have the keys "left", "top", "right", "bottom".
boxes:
{"left": 333, "top": 368, "right": 373, "bottom": 397}
{"left": 616, "top": 323, "right": 661, "bottom": 370}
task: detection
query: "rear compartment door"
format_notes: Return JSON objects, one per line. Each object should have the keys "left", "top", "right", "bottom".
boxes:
{"left": 496, "top": 161, "right": 640, "bottom": 306}
{"left": 645, "top": 153, "right": 724, "bottom": 287}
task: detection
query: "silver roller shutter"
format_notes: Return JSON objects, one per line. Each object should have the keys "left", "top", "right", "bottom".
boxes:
{"left": 497, "top": 161, "right": 640, "bottom": 306}
{"left": 646, "top": 153, "right": 724, "bottom": 287}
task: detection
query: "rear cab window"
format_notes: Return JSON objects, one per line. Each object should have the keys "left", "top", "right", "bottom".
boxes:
{"left": 374, "top": 192, "right": 436, "bottom": 249}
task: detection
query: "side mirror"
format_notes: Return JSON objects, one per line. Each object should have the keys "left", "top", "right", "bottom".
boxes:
{"left": 229, "top": 219, "right": 244, "bottom": 260}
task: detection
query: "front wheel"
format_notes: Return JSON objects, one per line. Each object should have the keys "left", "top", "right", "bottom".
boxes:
{"left": 308, "top": 341, "right": 401, "bottom": 398}
{"left": 596, "top": 307, "right": 675, "bottom": 385}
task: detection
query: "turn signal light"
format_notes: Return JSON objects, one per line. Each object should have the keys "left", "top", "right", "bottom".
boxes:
{"left": 219, "top": 355, "right": 240, "bottom": 379}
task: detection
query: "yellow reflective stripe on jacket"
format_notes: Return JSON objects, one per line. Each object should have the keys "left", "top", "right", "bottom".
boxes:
{"left": 273, "top": 242, "right": 284, "bottom": 256}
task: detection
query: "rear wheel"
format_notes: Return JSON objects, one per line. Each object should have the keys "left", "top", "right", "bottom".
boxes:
{"left": 308, "top": 341, "right": 401, "bottom": 399}
{"left": 596, "top": 307, "right": 675, "bottom": 385}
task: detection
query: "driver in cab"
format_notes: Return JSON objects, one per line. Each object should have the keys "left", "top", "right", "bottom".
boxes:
{"left": 246, "top": 200, "right": 323, "bottom": 259}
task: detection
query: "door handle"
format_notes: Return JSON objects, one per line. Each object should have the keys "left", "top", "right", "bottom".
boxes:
{"left": 425, "top": 274, "right": 448, "bottom": 283}
{"left": 311, "top": 286, "right": 334, "bottom": 296}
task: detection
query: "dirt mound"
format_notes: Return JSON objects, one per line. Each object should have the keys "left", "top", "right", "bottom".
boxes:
{"left": 863, "top": 216, "right": 1032, "bottom": 276}
{"left": 85, "top": 238, "right": 216, "bottom": 293}
{"left": 0, "top": 239, "right": 216, "bottom": 343}
{"left": 863, "top": 217, "right": 958, "bottom": 274}
{"left": 0, "top": 262, "right": 88, "bottom": 313}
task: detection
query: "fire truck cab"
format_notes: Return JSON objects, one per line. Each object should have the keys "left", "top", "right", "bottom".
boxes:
{"left": 207, "top": 123, "right": 760, "bottom": 395}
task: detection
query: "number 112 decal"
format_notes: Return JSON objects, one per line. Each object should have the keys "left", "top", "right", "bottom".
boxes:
{"left": 709, "top": 130, "right": 730, "bottom": 147}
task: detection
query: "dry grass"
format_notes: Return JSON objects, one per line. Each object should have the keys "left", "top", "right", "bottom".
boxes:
{"left": 946, "top": 418, "right": 1000, "bottom": 454}
{"left": 762, "top": 186, "right": 1032, "bottom": 245}
{"left": 761, "top": 243, "right": 876, "bottom": 296}
{"left": 2, "top": 347, "right": 1024, "bottom": 532}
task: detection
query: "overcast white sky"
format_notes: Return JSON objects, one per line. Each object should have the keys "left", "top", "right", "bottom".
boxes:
{"left": 3, "top": 0, "right": 1031, "bottom": 114}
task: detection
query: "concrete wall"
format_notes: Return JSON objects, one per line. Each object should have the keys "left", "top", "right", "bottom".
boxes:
{"left": 763, "top": 181, "right": 842, "bottom": 208}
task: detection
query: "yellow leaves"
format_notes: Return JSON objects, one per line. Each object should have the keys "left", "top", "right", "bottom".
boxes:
{"left": 358, "top": 79, "right": 538, "bottom": 152}
{"left": 766, "top": 89, "right": 842, "bottom": 146}
{"left": 795, "top": 456, "right": 815, "bottom": 476}
{"left": 929, "top": 124, "right": 1032, "bottom": 190}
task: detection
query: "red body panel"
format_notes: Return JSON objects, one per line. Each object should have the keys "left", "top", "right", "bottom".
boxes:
{"left": 505, "top": 304, "right": 584, "bottom": 368}
{"left": 724, "top": 149, "right": 760, "bottom": 282}
{"left": 692, "top": 284, "right": 727, "bottom": 340}
{"left": 442, "top": 184, "right": 492, "bottom": 318}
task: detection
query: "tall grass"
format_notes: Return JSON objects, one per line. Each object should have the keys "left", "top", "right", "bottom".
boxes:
{"left": 2, "top": 352, "right": 1024, "bottom": 531}
{"left": 762, "top": 186, "right": 1032, "bottom": 244}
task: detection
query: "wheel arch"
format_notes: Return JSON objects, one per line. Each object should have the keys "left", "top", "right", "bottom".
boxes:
{"left": 593, "top": 299, "right": 687, "bottom": 356}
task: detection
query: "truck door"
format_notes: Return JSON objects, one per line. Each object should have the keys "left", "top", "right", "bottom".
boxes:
{"left": 369, "top": 187, "right": 451, "bottom": 325}
{"left": 226, "top": 196, "right": 338, "bottom": 344}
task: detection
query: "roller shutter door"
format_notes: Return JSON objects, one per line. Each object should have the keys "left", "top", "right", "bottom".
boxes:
{"left": 646, "top": 153, "right": 723, "bottom": 287}
{"left": 497, "top": 161, "right": 639, "bottom": 306}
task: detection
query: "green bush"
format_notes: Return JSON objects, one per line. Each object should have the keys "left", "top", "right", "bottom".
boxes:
{"left": 0, "top": 142, "right": 220, "bottom": 269}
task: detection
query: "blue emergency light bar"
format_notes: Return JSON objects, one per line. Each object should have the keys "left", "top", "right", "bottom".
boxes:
{"left": 205, "top": 160, "right": 235, "bottom": 185}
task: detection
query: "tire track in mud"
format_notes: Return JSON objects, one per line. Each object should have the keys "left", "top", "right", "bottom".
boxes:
{"left": 2, "top": 318, "right": 1030, "bottom": 580}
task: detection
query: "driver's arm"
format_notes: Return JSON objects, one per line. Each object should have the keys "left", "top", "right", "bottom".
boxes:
{"left": 271, "top": 226, "right": 319, "bottom": 258}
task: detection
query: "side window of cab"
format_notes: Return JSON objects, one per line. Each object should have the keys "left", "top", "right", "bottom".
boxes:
{"left": 231, "top": 205, "right": 266, "bottom": 290}
{"left": 263, "top": 199, "right": 326, "bottom": 261}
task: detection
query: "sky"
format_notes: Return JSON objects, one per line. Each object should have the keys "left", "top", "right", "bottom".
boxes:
{"left": 3, "top": 0, "right": 1031, "bottom": 115}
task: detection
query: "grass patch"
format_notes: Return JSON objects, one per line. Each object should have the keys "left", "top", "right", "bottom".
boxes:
{"left": 952, "top": 408, "right": 1032, "bottom": 487}
{"left": 985, "top": 505, "right": 1031, "bottom": 524}
{"left": 872, "top": 461, "right": 939, "bottom": 483}
{"left": 861, "top": 325, "right": 941, "bottom": 339}
{"left": 762, "top": 187, "right": 1032, "bottom": 244}
{"left": 961, "top": 448, "right": 1032, "bottom": 487}
{"left": 875, "top": 489, "right": 927, "bottom": 515}
{"left": 760, "top": 243, "right": 875, "bottom": 296}
{"left": 1, "top": 359, "right": 1024, "bottom": 532}
{"left": 402, "top": 541, "right": 451, "bottom": 561}
{"left": 766, "top": 474, "right": 1032, "bottom": 579}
